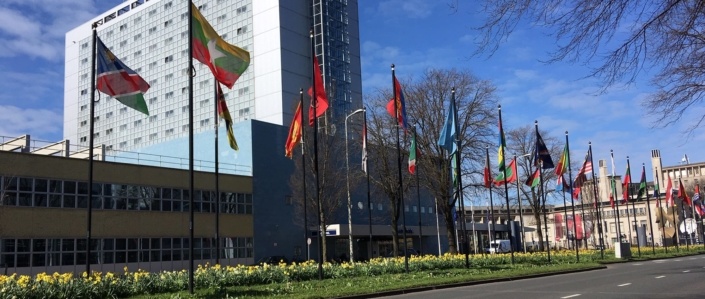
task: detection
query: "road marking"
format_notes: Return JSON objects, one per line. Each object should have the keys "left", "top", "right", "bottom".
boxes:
{"left": 618, "top": 283, "right": 632, "bottom": 287}
{"left": 675, "top": 259, "right": 682, "bottom": 261}
{"left": 689, "top": 257, "right": 697, "bottom": 260}
{"left": 633, "top": 263, "right": 643, "bottom": 265}
{"left": 683, "top": 270, "right": 690, "bottom": 273}
{"left": 655, "top": 276, "right": 665, "bottom": 279}
{"left": 561, "top": 295, "right": 581, "bottom": 299}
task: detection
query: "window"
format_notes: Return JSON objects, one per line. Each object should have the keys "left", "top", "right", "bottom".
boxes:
{"left": 80, "top": 136, "right": 87, "bottom": 142}
{"left": 164, "top": 37, "right": 173, "bottom": 45}
{"left": 134, "top": 120, "right": 142, "bottom": 127}
{"left": 149, "top": 79, "right": 157, "bottom": 86}
{"left": 237, "top": 26, "right": 247, "bottom": 35}
{"left": 80, "top": 105, "right": 87, "bottom": 111}
{"left": 217, "top": 14, "right": 227, "bottom": 23}
{"left": 80, "top": 73, "right": 88, "bottom": 80}
{"left": 93, "top": 132, "right": 99, "bottom": 138}
{"left": 165, "top": 128, "right": 174, "bottom": 136}
{"left": 182, "top": 105, "right": 189, "bottom": 112}
{"left": 164, "top": 20, "right": 172, "bottom": 27}
{"left": 164, "top": 55, "right": 173, "bottom": 63}
{"left": 238, "top": 108, "right": 250, "bottom": 117}
{"left": 149, "top": 133, "right": 158, "bottom": 141}
{"left": 93, "top": 116, "right": 100, "bottom": 122}
{"left": 199, "top": 100, "right": 210, "bottom": 108}
{"left": 119, "top": 124, "right": 127, "bottom": 131}
{"left": 81, "top": 58, "right": 88, "bottom": 65}
{"left": 182, "top": 124, "right": 189, "bottom": 132}
{"left": 199, "top": 80, "right": 209, "bottom": 89}
{"left": 198, "top": 4, "right": 207, "bottom": 10}
{"left": 106, "top": 112, "right": 113, "bottom": 118}
{"left": 119, "top": 24, "right": 127, "bottom": 31}
{"left": 119, "top": 141, "right": 127, "bottom": 148}
{"left": 378, "top": 204, "right": 383, "bottom": 211}
{"left": 119, "top": 40, "right": 127, "bottom": 48}
{"left": 79, "top": 120, "right": 87, "bottom": 127}
{"left": 165, "top": 110, "right": 174, "bottom": 117}
{"left": 165, "top": 92, "right": 174, "bottom": 99}
{"left": 81, "top": 42, "right": 88, "bottom": 49}
{"left": 149, "top": 97, "right": 157, "bottom": 104}
{"left": 200, "top": 119, "right": 210, "bottom": 127}
{"left": 134, "top": 50, "right": 142, "bottom": 58}
{"left": 149, "top": 115, "right": 157, "bottom": 122}
{"left": 236, "top": 5, "right": 247, "bottom": 14}
{"left": 238, "top": 87, "right": 249, "bottom": 95}
{"left": 105, "top": 128, "right": 113, "bottom": 135}
{"left": 134, "top": 16, "right": 142, "bottom": 24}
{"left": 149, "top": 62, "right": 157, "bottom": 69}
{"left": 149, "top": 9, "right": 157, "bottom": 16}
{"left": 149, "top": 27, "right": 157, "bottom": 34}
{"left": 80, "top": 89, "right": 87, "bottom": 95}
{"left": 164, "top": 2, "right": 172, "bottom": 9}
{"left": 134, "top": 33, "right": 142, "bottom": 41}
{"left": 134, "top": 137, "right": 142, "bottom": 145}
{"left": 181, "top": 87, "right": 188, "bottom": 94}
{"left": 120, "top": 107, "right": 127, "bottom": 114}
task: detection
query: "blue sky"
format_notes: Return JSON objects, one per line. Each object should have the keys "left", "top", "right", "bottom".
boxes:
{"left": 0, "top": 0, "right": 701, "bottom": 174}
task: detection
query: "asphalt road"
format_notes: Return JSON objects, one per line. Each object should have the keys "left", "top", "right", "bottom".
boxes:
{"left": 383, "top": 255, "right": 705, "bottom": 299}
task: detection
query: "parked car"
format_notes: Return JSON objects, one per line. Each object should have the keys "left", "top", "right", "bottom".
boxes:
{"left": 485, "top": 240, "right": 512, "bottom": 254}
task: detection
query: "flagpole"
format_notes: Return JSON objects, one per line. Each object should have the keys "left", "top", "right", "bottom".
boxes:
{"left": 587, "top": 143, "right": 604, "bottom": 258}
{"left": 498, "top": 106, "right": 514, "bottom": 264}
{"left": 485, "top": 146, "right": 495, "bottom": 255}
{"left": 654, "top": 171, "right": 666, "bottom": 252}
{"left": 364, "top": 108, "right": 373, "bottom": 259}
{"left": 452, "top": 89, "right": 470, "bottom": 267}
{"left": 514, "top": 155, "right": 526, "bottom": 253}
{"left": 559, "top": 176, "right": 569, "bottom": 251}
{"left": 391, "top": 65, "right": 409, "bottom": 272}
{"left": 471, "top": 198, "right": 477, "bottom": 254}
{"left": 610, "top": 150, "right": 623, "bottom": 245}
{"left": 672, "top": 177, "right": 680, "bottom": 252}
{"left": 86, "top": 23, "right": 100, "bottom": 275}
{"left": 213, "top": 81, "right": 221, "bottom": 265}
{"left": 627, "top": 157, "right": 641, "bottom": 256}
{"left": 414, "top": 125, "right": 423, "bottom": 255}
{"left": 679, "top": 177, "right": 691, "bottom": 249}
{"left": 299, "top": 89, "right": 309, "bottom": 261}
{"left": 642, "top": 164, "right": 655, "bottom": 254}
{"left": 689, "top": 184, "right": 696, "bottom": 247}
{"left": 698, "top": 184, "right": 705, "bottom": 251}
{"left": 187, "top": 1, "right": 195, "bottom": 294}
{"left": 311, "top": 29, "right": 324, "bottom": 280}
{"left": 435, "top": 198, "right": 441, "bottom": 256}
{"left": 578, "top": 186, "right": 588, "bottom": 250}
{"left": 565, "top": 135, "right": 578, "bottom": 259}
{"left": 535, "top": 121, "right": 551, "bottom": 262}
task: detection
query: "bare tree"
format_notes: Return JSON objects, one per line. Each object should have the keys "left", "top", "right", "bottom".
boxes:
{"left": 504, "top": 125, "right": 561, "bottom": 251}
{"left": 473, "top": 0, "right": 705, "bottom": 133}
{"left": 288, "top": 125, "right": 349, "bottom": 262}
{"left": 366, "top": 68, "right": 499, "bottom": 254}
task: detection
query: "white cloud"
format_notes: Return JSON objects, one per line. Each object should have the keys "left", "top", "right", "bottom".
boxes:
{"left": 377, "top": 0, "right": 435, "bottom": 19}
{"left": 0, "top": 105, "right": 62, "bottom": 140}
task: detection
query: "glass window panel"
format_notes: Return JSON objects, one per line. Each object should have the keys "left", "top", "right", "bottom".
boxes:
{"left": 151, "top": 238, "right": 160, "bottom": 249}
{"left": 77, "top": 196, "right": 88, "bottom": 208}
{"left": 127, "top": 251, "right": 138, "bottom": 263}
{"left": 102, "top": 252, "right": 114, "bottom": 264}
{"left": 141, "top": 238, "right": 150, "bottom": 250}
{"left": 34, "top": 179, "right": 48, "bottom": 193}
{"left": 0, "top": 254, "right": 14, "bottom": 267}
{"left": 3, "top": 192, "right": 16, "bottom": 205}
{"left": 19, "top": 178, "right": 33, "bottom": 192}
{"left": 103, "top": 239, "right": 114, "bottom": 250}
{"left": 140, "top": 251, "right": 149, "bottom": 262}
{"left": 16, "top": 254, "right": 30, "bottom": 267}
{"left": 128, "top": 198, "right": 138, "bottom": 210}
{"left": 63, "top": 195, "right": 76, "bottom": 208}
{"left": 172, "top": 249, "right": 181, "bottom": 261}
{"left": 161, "top": 200, "right": 172, "bottom": 211}
{"left": 161, "top": 238, "right": 171, "bottom": 249}
{"left": 76, "top": 252, "right": 86, "bottom": 265}
{"left": 61, "top": 253, "right": 74, "bottom": 266}
{"left": 115, "top": 251, "right": 126, "bottom": 263}
{"left": 161, "top": 188, "right": 171, "bottom": 199}
{"left": 33, "top": 239, "right": 46, "bottom": 252}
{"left": 79, "top": 182, "right": 89, "bottom": 195}
{"left": 63, "top": 181, "right": 76, "bottom": 194}
{"left": 47, "top": 253, "right": 60, "bottom": 267}
{"left": 32, "top": 253, "right": 46, "bottom": 267}
{"left": 49, "top": 180, "right": 62, "bottom": 193}
{"left": 17, "top": 239, "right": 30, "bottom": 252}
{"left": 18, "top": 193, "right": 32, "bottom": 206}
{"left": 77, "top": 239, "right": 87, "bottom": 251}
{"left": 35, "top": 193, "right": 49, "bottom": 207}
{"left": 116, "top": 239, "right": 126, "bottom": 250}
{"left": 150, "top": 250, "right": 161, "bottom": 262}
{"left": 151, "top": 200, "right": 161, "bottom": 211}
{"left": 2, "top": 239, "right": 16, "bottom": 252}
{"left": 172, "top": 200, "right": 181, "bottom": 212}
{"left": 128, "top": 238, "right": 138, "bottom": 250}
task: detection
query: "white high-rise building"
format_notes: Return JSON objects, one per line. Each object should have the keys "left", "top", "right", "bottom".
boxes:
{"left": 64, "top": 0, "right": 361, "bottom": 151}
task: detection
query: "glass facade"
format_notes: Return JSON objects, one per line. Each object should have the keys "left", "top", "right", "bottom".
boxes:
{"left": 1, "top": 176, "right": 252, "bottom": 214}
{"left": 0, "top": 237, "right": 253, "bottom": 268}
{"left": 74, "top": 0, "right": 255, "bottom": 151}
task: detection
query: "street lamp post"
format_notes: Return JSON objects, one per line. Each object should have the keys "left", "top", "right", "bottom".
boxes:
{"left": 345, "top": 108, "right": 365, "bottom": 263}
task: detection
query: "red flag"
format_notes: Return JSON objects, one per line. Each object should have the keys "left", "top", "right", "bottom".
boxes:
{"left": 308, "top": 56, "right": 329, "bottom": 126}
{"left": 665, "top": 176, "right": 674, "bottom": 207}
{"left": 385, "top": 77, "right": 408, "bottom": 130}
{"left": 609, "top": 191, "right": 615, "bottom": 209}
{"left": 284, "top": 102, "right": 303, "bottom": 158}
{"left": 678, "top": 179, "right": 691, "bottom": 206}
{"left": 483, "top": 166, "right": 491, "bottom": 188}
{"left": 622, "top": 164, "right": 631, "bottom": 202}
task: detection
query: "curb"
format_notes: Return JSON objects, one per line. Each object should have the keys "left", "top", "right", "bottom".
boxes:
{"left": 334, "top": 265, "right": 607, "bottom": 299}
